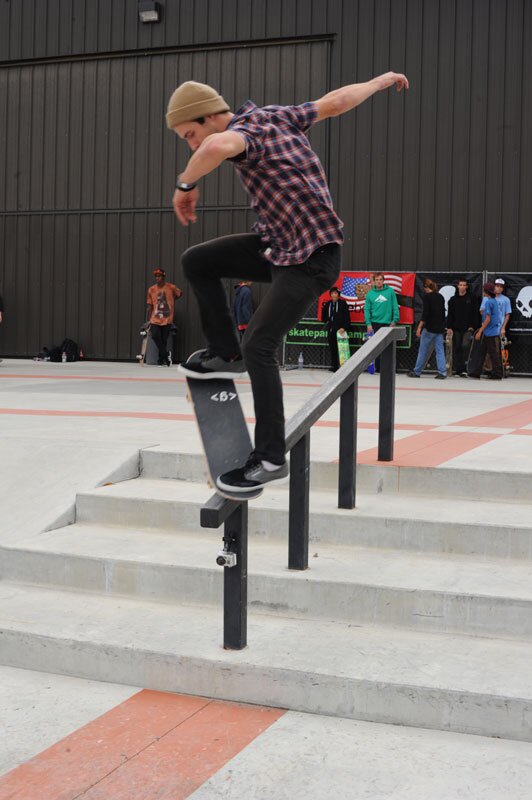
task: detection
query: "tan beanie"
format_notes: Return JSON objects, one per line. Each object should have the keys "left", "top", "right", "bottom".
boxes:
{"left": 166, "top": 81, "right": 230, "bottom": 128}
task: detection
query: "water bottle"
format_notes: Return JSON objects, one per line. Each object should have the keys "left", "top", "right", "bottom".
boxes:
{"left": 298, "top": 352, "right": 304, "bottom": 370}
{"left": 61, "top": 351, "right": 67, "bottom": 363}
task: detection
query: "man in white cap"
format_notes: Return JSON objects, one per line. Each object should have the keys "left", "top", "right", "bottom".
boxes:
{"left": 166, "top": 73, "right": 408, "bottom": 494}
{"left": 494, "top": 278, "right": 512, "bottom": 339}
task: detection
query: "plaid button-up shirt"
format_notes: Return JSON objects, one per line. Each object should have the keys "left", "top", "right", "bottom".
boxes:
{"left": 227, "top": 101, "right": 343, "bottom": 266}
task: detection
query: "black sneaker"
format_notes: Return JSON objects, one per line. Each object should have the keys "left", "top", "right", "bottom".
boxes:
{"left": 178, "top": 349, "right": 248, "bottom": 380}
{"left": 434, "top": 374, "right": 446, "bottom": 380}
{"left": 406, "top": 371, "right": 420, "bottom": 378}
{"left": 216, "top": 455, "right": 289, "bottom": 493}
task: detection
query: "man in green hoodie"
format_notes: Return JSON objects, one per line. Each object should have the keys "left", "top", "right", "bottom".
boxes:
{"left": 364, "top": 272, "right": 400, "bottom": 371}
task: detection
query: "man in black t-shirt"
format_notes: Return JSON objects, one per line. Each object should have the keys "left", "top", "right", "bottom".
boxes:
{"left": 407, "top": 279, "right": 447, "bottom": 379}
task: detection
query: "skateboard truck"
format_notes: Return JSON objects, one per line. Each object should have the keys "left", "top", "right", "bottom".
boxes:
{"left": 216, "top": 534, "right": 238, "bottom": 568}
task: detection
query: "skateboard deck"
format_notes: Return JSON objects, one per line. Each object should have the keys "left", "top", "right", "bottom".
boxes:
{"left": 363, "top": 331, "right": 375, "bottom": 374}
{"left": 337, "top": 330, "right": 351, "bottom": 367}
{"left": 136, "top": 323, "right": 150, "bottom": 366}
{"left": 467, "top": 329, "right": 484, "bottom": 376}
{"left": 501, "top": 335, "right": 510, "bottom": 378}
{"left": 186, "top": 377, "right": 262, "bottom": 501}
{"left": 445, "top": 329, "right": 453, "bottom": 374}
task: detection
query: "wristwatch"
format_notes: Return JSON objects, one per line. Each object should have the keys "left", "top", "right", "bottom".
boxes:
{"left": 175, "top": 179, "right": 197, "bottom": 192}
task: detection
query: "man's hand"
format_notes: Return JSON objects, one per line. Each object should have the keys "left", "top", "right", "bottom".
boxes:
{"left": 173, "top": 187, "right": 200, "bottom": 226}
{"left": 416, "top": 326, "right": 423, "bottom": 338}
{"left": 366, "top": 325, "right": 373, "bottom": 333}
{"left": 475, "top": 330, "right": 482, "bottom": 342}
{"left": 339, "top": 327, "right": 345, "bottom": 334}
{"left": 375, "top": 72, "right": 409, "bottom": 93}
{"left": 0, "top": 311, "right": 3, "bottom": 324}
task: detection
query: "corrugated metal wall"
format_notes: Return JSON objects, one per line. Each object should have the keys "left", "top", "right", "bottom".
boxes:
{"left": 0, "top": 0, "right": 530, "bottom": 358}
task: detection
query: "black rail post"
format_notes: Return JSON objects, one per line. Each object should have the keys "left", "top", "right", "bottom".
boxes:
{"left": 223, "top": 502, "right": 248, "bottom": 650}
{"left": 378, "top": 339, "right": 396, "bottom": 461}
{"left": 338, "top": 380, "right": 358, "bottom": 508}
{"left": 288, "top": 432, "right": 310, "bottom": 570}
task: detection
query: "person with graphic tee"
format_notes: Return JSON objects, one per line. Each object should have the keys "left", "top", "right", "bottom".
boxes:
{"left": 468, "top": 282, "right": 503, "bottom": 380}
{"left": 364, "top": 272, "right": 399, "bottom": 372}
{"left": 446, "top": 278, "right": 480, "bottom": 376}
{"left": 146, "top": 269, "right": 182, "bottom": 366}
{"left": 233, "top": 281, "right": 254, "bottom": 340}
{"left": 407, "top": 278, "right": 447, "bottom": 379}
{"left": 321, "top": 286, "right": 351, "bottom": 371}
{"left": 494, "top": 278, "right": 512, "bottom": 339}
{"left": 166, "top": 72, "right": 408, "bottom": 493}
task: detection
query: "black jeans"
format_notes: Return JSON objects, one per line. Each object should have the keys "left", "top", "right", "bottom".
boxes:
{"left": 469, "top": 334, "right": 503, "bottom": 379}
{"left": 182, "top": 233, "right": 341, "bottom": 463}
{"left": 327, "top": 328, "right": 340, "bottom": 371}
{"left": 451, "top": 329, "right": 469, "bottom": 374}
{"left": 150, "top": 324, "right": 170, "bottom": 363}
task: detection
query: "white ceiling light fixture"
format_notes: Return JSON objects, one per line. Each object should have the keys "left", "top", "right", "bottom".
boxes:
{"left": 138, "top": 1, "right": 161, "bottom": 23}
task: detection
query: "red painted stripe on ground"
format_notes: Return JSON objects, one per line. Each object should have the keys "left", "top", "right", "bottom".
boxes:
{"left": 0, "top": 407, "right": 436, "bottom": 431}
{"left": 358, "top": 430, "right": 501, "bottom": 467}
{"left": 0, "top": 690, "right": 284, "bottom": 800}
{"left": 0, "top": 408, "right": 197, "bottom": 421}
{"left": 453, "top": 398, "right": 532, "bottom": 429}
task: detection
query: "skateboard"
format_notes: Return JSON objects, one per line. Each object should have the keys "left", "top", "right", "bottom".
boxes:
{"left": 363, "top": 331, "right": 375, "bottom": 374}
{"left": 500, "top": 335, "right": 511, "bottom": 378}
{"left": 467, "top": 329, "right": 484, "bottom": 377}
{"left": 337, "top": 330, "right": 351, "bottom": 367}
{"left": 136, "top": 322, "right": 151, "bottom": 366}
{"left": 185, "top": 377, "right": 263, "bottom": 501}
{"left": 445, "top": 329, "right": 453, "bottom": 374}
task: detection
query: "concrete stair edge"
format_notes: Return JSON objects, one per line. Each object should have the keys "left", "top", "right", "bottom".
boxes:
{"left": 1, "top": 582, "right": 532, "bottom": 742}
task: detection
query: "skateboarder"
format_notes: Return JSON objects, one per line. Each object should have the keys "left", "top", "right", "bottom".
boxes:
{"left": 321, "top": 286, "right": 351, "bottom": 371}
{"left": 146, "top": 269, "right": 182, "bottom": 366}
{"left": 167, "top": 73, "right": 409, "bottom": 493}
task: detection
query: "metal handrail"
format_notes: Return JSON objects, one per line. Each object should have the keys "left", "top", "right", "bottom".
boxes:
{"left": 200, "top": 325, "right": 406, "bottom": 649}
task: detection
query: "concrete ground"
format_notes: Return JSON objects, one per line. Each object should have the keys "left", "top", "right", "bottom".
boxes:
{"left": 1, "top": 358, "right": 532, "bottom": 798}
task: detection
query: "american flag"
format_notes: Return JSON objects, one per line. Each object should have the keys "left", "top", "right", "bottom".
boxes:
{"left": 341, "top": 275, "right": 369, "bottom": 300}
{"left": 383, "top": 274, "right": 404, "bottom": 294}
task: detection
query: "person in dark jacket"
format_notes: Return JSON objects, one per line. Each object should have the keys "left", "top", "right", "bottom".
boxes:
{"left": 233, "top": 281, "right": 254, "bottom": 340}
{"left": 446, "top": 278, "right": 480, "bottom": 376}
{"left": 407, "top": 278, "right": 447, "bottom": 379}
{"left": 321, "top": 286, "right": 351, "bottom": 371}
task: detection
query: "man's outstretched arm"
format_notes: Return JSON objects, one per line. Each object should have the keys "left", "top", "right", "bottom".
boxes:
{"left": 315, "top": 72, "right": 408, "bottom": 121}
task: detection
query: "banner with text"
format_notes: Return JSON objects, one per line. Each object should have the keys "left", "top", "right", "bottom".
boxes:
{"left": 317, "top": 272, "right": 416, "bottom": 325}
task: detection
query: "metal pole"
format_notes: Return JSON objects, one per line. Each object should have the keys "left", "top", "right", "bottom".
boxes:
{"left": 288, "top": 432, "right": 310, "bottom": 570}
{"left": 338, "top": 380, "right": 358, "bottom": 508}
{"left": 378, "top": 339, "right": 396, "bottom": 461}
{"left": 223, "top": 502, "right": 248, "bottom": 650}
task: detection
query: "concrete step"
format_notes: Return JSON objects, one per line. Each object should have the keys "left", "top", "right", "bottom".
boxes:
{"left": 3, "top": 525, "right": 532, "bottom": 639}
{"left": 2, "top": 581, "right": 532, "bottom": 742}
{"left": 74, "top": 478, "right": 532, "bottom": 561}
{"left": 140, "top": 446, "right": 532, "bottom": 502}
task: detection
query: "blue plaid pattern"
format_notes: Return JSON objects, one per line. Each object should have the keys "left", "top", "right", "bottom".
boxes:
{"left": 340, "top": 276, "right": 369, "bottom": 300}
{"left": 227, "top": 101, "right": 343, "bottom": 266}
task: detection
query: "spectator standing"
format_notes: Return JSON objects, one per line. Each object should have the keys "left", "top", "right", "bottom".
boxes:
{"left": 446, "top": 278, "right": 480, "bottom": 376}
{"left": 468, "top": 282, "right": 503, "bottom": 380}
{"left": 146, "top": 269, "right": 182, "bottom": 366}
{"left": 407, "top": 278, "right": 447, "bottom": 379}
{"left": 233, "top": 281, "right": 254, "bottom": 340}
{"left": 321, "top": 286, "right": 351, "bottom": 371}
{"left": 494, "top": 278, "right": 512, "bottom": 339}
{"left": 364, "top": 272, "right": 399, "bottom": 372}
